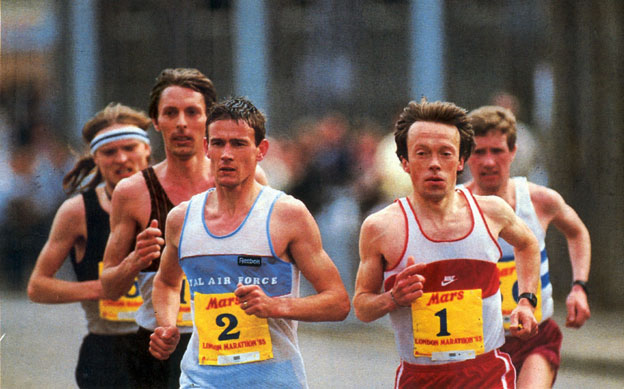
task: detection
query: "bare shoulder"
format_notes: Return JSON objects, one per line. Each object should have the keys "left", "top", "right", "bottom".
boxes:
{"left": 114, "top": 170, "right": 148, "bottom": 200}
{"left": 527, "top": 182, "right": 565, "bottom": 210}
{"left": 361, "top": 201, "right": 403, "bottom": 233}
{"left": 111, "top": 169, "right": 151, "bottom": 227}
{"left": 359, "top": 202, "right": 405, "bottom": 267}
{"left": 53, "top": 194, "right": 87, "bottom": 236}
{"left": 360, "top": 202, "right": 404, "bottom": 247}
{"left": 166, "top": 201, "right": 190, "bottom": 229}
{"left": 472, "top": 193, "right": 514, "bottom": 215}
{"left": 271, "top": 193, "right": 310, "bottom": 222}
{"left": 472, "top": 194, "right": 516, "bottom": 232}
{"left": 59, "top": 193, "right": 86, "bottom": 219}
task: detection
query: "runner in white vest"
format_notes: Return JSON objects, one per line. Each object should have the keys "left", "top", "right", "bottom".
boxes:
{"left": 465, "top": 105, "right": 591, "bottom": 389}
{"left": 148, "top": 97, "right": 349, "bottom": 388}
{"left": 354, "top": 98, "right": 541, "bottom": 389}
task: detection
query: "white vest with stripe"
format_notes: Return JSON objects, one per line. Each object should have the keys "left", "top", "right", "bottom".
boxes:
{"left": 384, "top": 187, "right": 505, "bottom": 364}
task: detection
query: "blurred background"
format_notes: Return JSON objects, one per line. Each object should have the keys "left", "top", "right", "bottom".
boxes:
{"left": 1, "top": 0, "right": 622, "bottom": 387}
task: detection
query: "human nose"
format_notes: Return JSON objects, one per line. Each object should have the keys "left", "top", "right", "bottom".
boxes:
{"left": 221, "top": 143, "right": 233, "bottom": 160}
{"left": 176, "top": 112, "right": 187, "bottom": 128}
{"left": 114, "top": 150, "right": 129, "bottom": 164}
{"left": 428, "top": 154, "right": 441, "bottom": 170}
{"left": 482, "top": 151, "right": 496, "bottom": 167}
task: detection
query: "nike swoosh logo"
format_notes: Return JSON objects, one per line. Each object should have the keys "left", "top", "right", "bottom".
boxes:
{"left": 441, "top": 277, "right": 457, "bottom": 287}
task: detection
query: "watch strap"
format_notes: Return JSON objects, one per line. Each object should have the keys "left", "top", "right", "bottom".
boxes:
{"left": 518, "top": 292, "right": 538, "bottom": 308}
{"left": 572, "top": 280, "right": 588, "bottom": 295}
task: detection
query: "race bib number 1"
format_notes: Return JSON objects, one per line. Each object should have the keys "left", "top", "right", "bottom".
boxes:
{"left": 411, "top": 289, "right": 484, "bottom": 361}
{"left": 498, "top": 261, "right": 542, "bottom": 330}
{"left": 98, "top": 262, "right": 142, "bottom": 322}
{"left": 195, "top": 292, "right": 273, "bottom": 366}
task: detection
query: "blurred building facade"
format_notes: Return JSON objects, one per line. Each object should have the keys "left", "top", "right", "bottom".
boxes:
{"left": 1, "top": 0, "right": 622, "bottom": 307}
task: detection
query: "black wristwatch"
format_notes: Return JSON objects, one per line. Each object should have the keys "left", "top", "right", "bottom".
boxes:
{"left": 518, "top": 292, "right": 538, "bottom": 308}
{"left": 572, "top": 280, "right": 588, "bottom": 295}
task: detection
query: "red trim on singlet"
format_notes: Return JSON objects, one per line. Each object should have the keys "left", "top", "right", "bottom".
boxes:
{"left": 406, "top": 193, "right": 475, "bottom": 243}
{"left": 464, "top": 189, "right": 503, "bottom": 260}
{"left": 384, "top": 259, "right": 500, "bottom": 298}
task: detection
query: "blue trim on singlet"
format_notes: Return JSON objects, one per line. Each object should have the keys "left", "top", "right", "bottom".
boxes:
{"left": 178, "top": 191, "right": 207, "bottom": 261}
{"left": 499, "top": 248, "right": 550, "bottom": 287}
{"left": 202, "top": 187, "right": 266, "bottom": 239}
{"left": 266, "top": 191, "right": 284, "bottom": 260}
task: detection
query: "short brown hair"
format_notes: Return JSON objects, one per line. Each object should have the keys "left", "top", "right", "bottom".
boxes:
{"left": 148, "top": 68, "right": 217, "bottom": 119}
{"left": 468, "top": 105, "right": 517, "bottom": 150}
{"left": 206, "top": 97, "right": 266, "bottom": 145}
{"left": 394, "top": 98, "right": 474, "bottom": 163}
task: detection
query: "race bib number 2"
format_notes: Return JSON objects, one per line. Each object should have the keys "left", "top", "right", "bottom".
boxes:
{"left": 411, "top": 289, "right": 484, "bottom": 361}
{"left": 195, "top": 292, "right": 273, "bottom": 366}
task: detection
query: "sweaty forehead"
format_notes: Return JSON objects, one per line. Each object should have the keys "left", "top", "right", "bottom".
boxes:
{"left": 408, "top": 121, "right": 460, "bottom": 146}
{"left": 159, "top": 85, "right": 205, "bottom": 110}
{"left": 474, "top": 131, "right": 510, "bottom": 149}
{"left": 208, "top": 119, "right": 254, "bottom": 138}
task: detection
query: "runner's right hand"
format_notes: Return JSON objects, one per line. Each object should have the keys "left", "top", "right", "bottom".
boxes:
{"left": 133, "top": 219, "right": 164, "bottom": 270}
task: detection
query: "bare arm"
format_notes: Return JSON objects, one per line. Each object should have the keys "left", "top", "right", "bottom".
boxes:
{"left": 152, "top": 204, "right": 185, "bottom": 328}
{"left": 101, "top": 177, "right": 163, "bottom": 299}
{"left": 485, "top": 195, "right": 540, "bottom": 338}
{"left": 27, "top": 197, "right": 102, "bottom": 303}
{"left": 236, "top": 196, "right": 349, "bottom": 322}
{"left": 149, "top": 204, "right": 186, "bottom": 360}
{"left": 353, "top": 208, "right": 425, "bottom": 323}
{"left": 533, "top": 185, "right": 591, "bottom": 327}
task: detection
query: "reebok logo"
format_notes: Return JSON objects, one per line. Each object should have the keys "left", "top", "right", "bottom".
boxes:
{"left": 441, "top": 275, "right": 457, "bottom": 287}
{"left": 238, "top": 256, "right": 262, "bottom": 267}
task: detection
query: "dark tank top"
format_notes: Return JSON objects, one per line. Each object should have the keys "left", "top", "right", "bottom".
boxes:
{"left": 141, "top": 167, "right": 174, "bottom": 272}
{"left": 70, "top": 188, "right": 109, "bottom": 281}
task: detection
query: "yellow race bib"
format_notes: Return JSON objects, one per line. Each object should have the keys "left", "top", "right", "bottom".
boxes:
{"left": 412, "top": 289, "right": 484, "bottom": 361}
{"left": 177, "top": 276, "right": 192, "bottom": 326}
{"left": 498, "top": 261, "right": 542, "bottom": 330}
{"left": 98, "top": 262, "right": 142, "bottom": 322}
{"left": 194, "top": 292, "right": 273, "bottom": 366}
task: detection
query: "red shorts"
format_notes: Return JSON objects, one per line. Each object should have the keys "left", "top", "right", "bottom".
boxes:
{"left": 395, "top": 349, "right": 516, "bottom": 389}
{"left": 500, "top": 318, "right": 562, "bottom": 384}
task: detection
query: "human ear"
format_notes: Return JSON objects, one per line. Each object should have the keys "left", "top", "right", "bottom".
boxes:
{"left": 257, "top": 139, "right": 269, "bottom": 162}
{"left": 401, "top": 157, "right": 410, "bottom": 173}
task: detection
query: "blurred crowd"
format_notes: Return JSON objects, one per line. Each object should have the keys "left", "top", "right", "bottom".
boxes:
{"left": 0, "top": 87, "right": 74, "bottom": 290}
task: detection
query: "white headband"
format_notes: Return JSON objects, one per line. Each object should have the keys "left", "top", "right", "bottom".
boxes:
{"left": 90, "top": 126, "right": 150, "bottom": 154}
